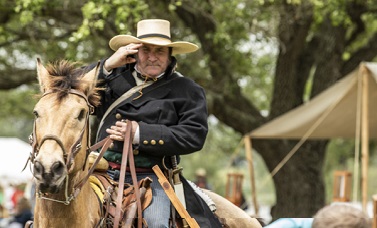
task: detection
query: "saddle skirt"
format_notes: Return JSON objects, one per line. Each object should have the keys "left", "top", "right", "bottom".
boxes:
{"left": 90, "top": 171, "right": 153, "bottom": 227}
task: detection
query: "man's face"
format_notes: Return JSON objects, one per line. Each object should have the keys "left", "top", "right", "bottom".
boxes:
{"left": 136, "top": 44, "right": 170, "bottom": 78}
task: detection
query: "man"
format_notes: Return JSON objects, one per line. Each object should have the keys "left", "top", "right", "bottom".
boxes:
{"left": 94, "top": 19, "right": 221, "bottom": 227}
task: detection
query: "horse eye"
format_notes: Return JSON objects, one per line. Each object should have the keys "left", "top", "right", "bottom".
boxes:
{"left": 33, "top": 110, "right": 39, "bottom": 118}
{"left": 76, "top": 109, "right": 85, "bottom": 121}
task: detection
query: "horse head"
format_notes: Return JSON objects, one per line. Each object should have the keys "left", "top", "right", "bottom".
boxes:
{"left": 31, "top": 58, "right": 100, "bottom": 194}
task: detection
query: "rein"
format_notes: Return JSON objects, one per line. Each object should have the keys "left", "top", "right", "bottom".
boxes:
{"left": 113, "top": 120, "right": 143, "bottom": 228}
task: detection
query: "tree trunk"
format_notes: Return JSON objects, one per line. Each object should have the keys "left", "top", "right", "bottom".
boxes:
{"left": 255, "top": 139, "right": 328, "bottom": 218}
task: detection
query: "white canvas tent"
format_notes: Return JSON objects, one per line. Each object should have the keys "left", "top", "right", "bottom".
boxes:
{"left": 248, "top": 62, "right": 377, "bottom": 210}
{"left": 0, "top": 138, "right": 33, "bottom": 186}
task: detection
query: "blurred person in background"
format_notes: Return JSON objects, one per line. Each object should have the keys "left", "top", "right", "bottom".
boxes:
{"left": 264, "top": 202, "right": 371, "bottom": 228}
{"left": 10, "top": 184, "right": 24, "bottom": 211}
{"left": 8, "top": 197, "right": 32, "bottom": 228}
{"left": 194, "top": 168, "right": 211, "bottom": 189}
{"left": 312, "top": 203, "right": 371, "bottom": 228}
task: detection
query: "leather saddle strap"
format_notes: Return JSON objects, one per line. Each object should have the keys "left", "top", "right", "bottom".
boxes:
{"left": 113, "top": 120, "right": 142, "bottom": 228}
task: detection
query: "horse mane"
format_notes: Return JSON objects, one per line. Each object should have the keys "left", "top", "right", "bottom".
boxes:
{"left": 44, "top": 60, "right": 102, "bottom": 107}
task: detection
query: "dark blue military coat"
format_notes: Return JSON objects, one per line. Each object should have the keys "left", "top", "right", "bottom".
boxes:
{"left": 95, "top": 57, "right": 208, "bottom": 168}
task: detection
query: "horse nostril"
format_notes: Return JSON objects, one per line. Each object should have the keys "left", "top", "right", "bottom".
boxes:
{"left": 33, "top": 161, "right": 44, "bottom": 175}
{"left": 51, "top": 161, "right": 65, "bottom": 175}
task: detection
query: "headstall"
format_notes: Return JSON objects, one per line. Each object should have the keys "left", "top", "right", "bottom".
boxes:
{"left": 26, "top": 89, "right": 102, "bottom": 205}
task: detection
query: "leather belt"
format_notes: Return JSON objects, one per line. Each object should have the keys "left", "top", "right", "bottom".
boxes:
{"left": 108, "top": 161, "right": 153, "bottom": 173}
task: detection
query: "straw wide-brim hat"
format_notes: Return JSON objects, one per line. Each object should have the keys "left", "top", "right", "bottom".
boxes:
{"left": 109, "top": 19, "right": 199, "bottom": 55}
{"left": 195, "top": 168, "right": 207, "bottom": 177}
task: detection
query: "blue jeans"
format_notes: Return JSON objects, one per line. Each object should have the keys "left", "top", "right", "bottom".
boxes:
{"left": 108, "top": 170, "right": 170, "bottom": 228}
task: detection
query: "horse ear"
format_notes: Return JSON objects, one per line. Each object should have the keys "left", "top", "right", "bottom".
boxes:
{"left": 81, "top": 61, "right": 100, "bottom": 92}
{"left": 36, "top": 58, "right": 50, "bottom": 93}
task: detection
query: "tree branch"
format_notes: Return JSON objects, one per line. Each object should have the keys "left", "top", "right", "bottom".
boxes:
{"left": 342, "top": 32, "right": 377, "bottom": 76}
{"left": 0, "top": 69, "right": 36, "bottom": 90}
{"left": 345, "top": 1, "right": 367, "bottom": 46}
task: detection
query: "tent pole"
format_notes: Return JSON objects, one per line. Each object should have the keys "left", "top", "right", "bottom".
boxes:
{"left": 244, "top": 136, "right": 259, "bottom": 215}
{"left": 361, "top": 64, "right": 369, "bottom": 212}
{"left": 353, "top": 67, "right": 363, "bottom": 204}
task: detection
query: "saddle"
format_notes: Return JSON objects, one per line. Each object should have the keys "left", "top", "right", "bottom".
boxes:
{"left": 89, "top": 171, "right": 153, "bottom": 228}
{"left": 88, "top": 120, "right": 150, "bottom": 228}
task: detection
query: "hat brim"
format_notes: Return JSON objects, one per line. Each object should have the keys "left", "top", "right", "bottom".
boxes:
{"left": 109, "top": 35, "right": 199, "bottom": 55}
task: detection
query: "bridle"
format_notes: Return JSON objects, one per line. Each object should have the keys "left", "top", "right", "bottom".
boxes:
{"left": 27, "top": 87, "right": 141, "bottom": 228}
{"left": 29, "top": 89, "right": 94, "bottom": 168}
{"left": 27, "top": 88, "right": 111, "bottom": 205}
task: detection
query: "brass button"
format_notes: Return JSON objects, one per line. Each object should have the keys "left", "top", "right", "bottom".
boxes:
{"left": 109, "top": 142, "right": 114, "bottom": 149}
{"left": 159, "top": 140, "right": 164, "bottom": 145}
{"left": 151, "top": 140, "right": 156, "bottom": 145}
{"left": 143, "top": 140, "right": 149, "bottom": 145}
{"left": 133, "top": 149, "right": 139, "bottom": 155}
{"left": 115, "top": 113, "right": 122, "bottom": 120}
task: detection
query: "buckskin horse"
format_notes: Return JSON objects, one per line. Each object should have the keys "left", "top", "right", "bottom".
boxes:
{"left": 29, "top": 59, "right": 262, "bottom": 228}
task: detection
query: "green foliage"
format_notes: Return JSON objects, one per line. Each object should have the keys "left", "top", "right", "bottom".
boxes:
{"left": 312, "top": 0, "right": 376, "bottom": 28}
{"left": 0, "top": 86, "right": 37, "bottom": 140}
{"left": 343, "top": 13, "right": 377, "bottom": 61}
{"left": 70, "top": 0, "right": 149, "bottom": 42}
{"left": 14, "top": 0, "right": 46, "bottom": 25}
{"left": 210, "top": 0, "right": 264, "bottom": 45}
{"left": 168, "top": 0, "right": 183, "bottom": 11}
{"left": 240, "top": 51, "right": 276, "bottom": 111}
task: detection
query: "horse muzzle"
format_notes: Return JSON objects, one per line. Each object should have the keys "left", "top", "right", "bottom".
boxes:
{"left": 33, "top": 160, "right": 67, "bottom": 194}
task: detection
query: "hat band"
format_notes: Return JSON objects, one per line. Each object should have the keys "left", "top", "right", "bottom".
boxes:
{"left": 138, "top": 33, "right": 171, "bottom": 41}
